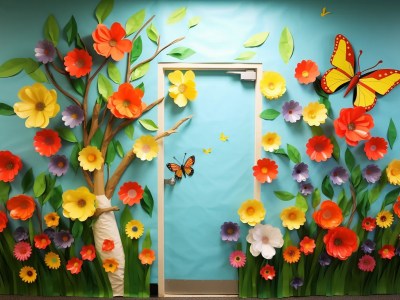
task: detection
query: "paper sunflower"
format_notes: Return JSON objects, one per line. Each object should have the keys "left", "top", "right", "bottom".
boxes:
{"left": 19, "top": 266, "right": 37, "bottom": 283}
{"left": 0, "top": 211, "right": 8, "bottom": 232}
{"left": 14, "top": 241, "right": 32, "bottom": 261}
{"left": 261, "top": 132, "right": 281, "bottom": 152}
{"left": 168, "top": 70, "right": 197, "bottom": 107}
{"left": 44, "top": 252, "right": 61, "bottom": 269}
{"left": 33, "top": 129, "right": 62, "bottom": 157}
{"left": 125, "top": 219, "right": 144, "bottom": 239}
{"left": 260, "top": 264, "right": 276, "bottom": 280}
{"left": 306, "top": 135, "right": 333, "bottom": 162}
{"left": 376, "top": 210, "right": 393, "bottom": 228}
{"left": 103, "top": 258, "right": 119, "bottom": 273}
{"left": 118, "top": 181, "right": 144, "bottom": 206}
{"left": 80, "top": 244, "right": 96, "bottom": 261}
{"left": 64, "top": 48, "right": 92, "bottom": 78}
{"left": 323, "top": 227, "right": 358, "bottom": 260}
{"left": 107, "top": 83, "right": 145, "bottom": 119}
{"left": 364, "top": 137, "right": 388, "bottom": 160}
{"left": 0, "top": 150, "right": 23, "bottom": 182}
{"left": 78, "top": 145, "right": 104, "bottom": 171}
{"left": 139, "top": 248, "right": 156, "bottom": 265}
{"left": 299, "top": 236, "right": 316, "bottom": 255}
{"left": 6, "top": 194, "right": 35, "bottom": 221}
{"left": 238, "top": 199, "right": 266, "bottom": 226}
{"left": 34, "top": 233, "right": 51, "bottom": 249}
{"left": 66, "top": 257, "right": 83, "bottom": 274}
{"left": 44, "top": 212, "right": 60, "bottom": 227}
{"left": 229, "top": 250, "right": 246, "bottom": 268}
{"left": 132, "top": 135, "right": 159, "bottom": 161}
{"left": 246, "top": 224, "right": 283, "bottom": 259}
{"left": 280, "top": 206, "right": 306, "bottom": 230}
{"left": 313, "top": 200, "right": 343, "bottom": 229}
{"left": 283, "top": 246, "right": 301, "bottom": 264}
{"left": 386, "top": 159, "right": 400, "bottom": 185}
{"left": 294, "top": 60, "right": 320, "bottom": 84}
{"left": 260, "top": 71, "right": 286, "bottom": 100}
{"left": 302, "top": 102, "right": 327, "bottom": 126}
{"left": 62, "top": 186, "right": 96, "bottom": 222}
{"left": 252, "top": 158, "right": 278, "bottom": 183}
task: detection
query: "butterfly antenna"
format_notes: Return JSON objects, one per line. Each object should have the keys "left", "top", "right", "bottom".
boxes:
{"left": 361, "top": 60, "right": 383, "bottom": 74}
{"left": 173, "top": 156, "right": 180, "bottom": 164}
{"left": 357, "top": 50, "right": 363, "bottom": 72}
{"left": 182, "top": 153, "right": 187, "bottom": 164}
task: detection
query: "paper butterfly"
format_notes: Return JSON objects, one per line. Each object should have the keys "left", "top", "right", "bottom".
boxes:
{"left": 166, "top": 154, "right": 195, "bottom": 180}
{"left": 202, "top": 148, "right": 212, "bottom": 154}
{"left": 219, "top": 132, "right": 229, "bottom": 142}
{"left": 321, "top": 34, "right": 400, "bottom": 111}
{"left": 320, "top": 7, "right": 331, "bottom": 17}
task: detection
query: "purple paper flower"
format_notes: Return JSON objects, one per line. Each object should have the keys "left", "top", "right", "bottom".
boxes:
{"left": 299, "top": 182, "right": 314, "bottom": 196}
{"left": 220, "top": 221, "right": 240, "bottom": 242}
{"left": 362, "top": 164, "right": 382, "bottom": 184}
{"left": 361, "top": 239, "right": 376, "bottom": 254}
{"left": 54, "top": 230, "right": 74, "bottom": 249}
{"left": 292, "top": 162, "right": 309, "bottom": 183}
{"left": 330, "top": 166, "right": 349, "bottom": 185}
{"left": 13, "top": 226, "right": 28, "bottom": 242}
{"left": 62, "top": 105, "right": 84, "bottom": 128}
{"left": 290, "top": 277, "right": 304, "bottom": 290}
{"left": 319, "top": 251, "right": 331, "bottom": 266}
{"left": 44, "top": 227, "right": 56, "bottom": 240}
{"left": 48, "top": 154, "right": 69, "bottom": 176}
{"left": 34, "top": 40, "right": 55, "bottom": 64}
{"left": 282, "top": 100, "right": 302, "bottom": 123}
{"left": 396, "top": 247, "right": 400, "bottom": 256}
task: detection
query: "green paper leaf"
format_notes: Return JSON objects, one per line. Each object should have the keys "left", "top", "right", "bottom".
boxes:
{"left": 50, "top": 185, "right": 63, "bottom": 211}
{"left": 146, "top": 23, "right": 159, "bottom": 43}
{"left": 344, "top": 148, "right": 355, "bottom": 171}
{"left": 274, "top": 191, "right": 295, "bottom": 201}
{"left": 337, "top": 188, "right": 347, "bottom": 211}
{"left": 130, "top": 36, "right": 143, "bottom": 65}
{"left": 90, "top": 128, "right": 104, "bottom": 149}
{"left": 105, "top": 140, "right": 116, "bottom": 165}
{"left": 141, "top": 186, "right": 154, "bottom": 217}
{"left": 310, "top": 126, "right": 324, "bottom": 137}
{"left": 167, "top": 7, "right": 187, "bottom": 24}
{"left": 131, "top": 62, "right": 150, "bottom": 81}
{"left": 142, "top": 230, "right": 152, "bottom": 249}
{"left": 279, "top": 27, "right": 294, "bottom": 64}
{"left": 21, "top": 168, "right": 34, "bottom": 193}
{"left": 114, "top": 140, "right": 124, "bottom": 158}
{"left": 124, "top": 124, "right": 135, "bottom": 140}
{"left": 33, "top": 172, "right": 47, "bottom": 198}
{"left": 369, "top": 172, "right": 388, "bottom": 204}
{"left": 107, "top": 62, "right": 121, "bottom": 84}
{"left": 56, "top": 127, "right": 78, "bottom": 143}
{"left": 330, "top": 135, "right": 340, "bottom": 162}
{"left": 0, "top": 58, "right": 26, "bottom": 78}
{"left": 23, "top": 58, "right": 39, "bottom": 74}
{"left": 125, "top": 9, "right": 145, "bottom": 36}
{"left": 97, "top": 73, "right": 113, "bottom": 100}
{"left": 64, "top": 16, "right": 78, "bottom": 46}
{"left": 381, "top": 187, "right": 400, "bottom": 209}
{"left": 71, "top": 78, "right": 85, "bottom": 96}
{"left": 70, "top": 143, "right": 81, "bottom": 172}
{"left": 243, "top": 32, "right": 269, "bottom": 48}
{"left": 139, "top": 119, "right": 158, "bottom": 131}
{"left": 387, "top": 118, "right": 397, "bottom": 149}
{"left": 95, "top": 0, "right": 114, "bottom": 24}
{"left": 319, "top": 97, "right": 333, "bottom": 119}
{"left": 28, "top": 68, "right": 48, "bottom": 83}
{"left": 44, "top": 15, "right": 60, "bottom": 46}
{"left": 312, "top": 188, "right": 321, "bottom": 209}
{"left": 287, "top": 144, "right": 301, "bottom": 163}
{"left": 167, "top": 47, "right": 196, "bottom": 60}
{"left": 321, "top": 175, "right": 334, "bottom": 199}
{"left": 72, "top": 221, "right": 83, "bottom": 239}
{"left": 0, "top": 181, "right": 11, "bottom": 204}
{"left": 273, "top": 148, "right": 288, "bottom": 158}
{"left": 137, "top": 82, "right": 145, "bottom": 93}
{"left": 188, "top": 16, "right": 201, "bottom": 28}
{"left": 350, "top": 165, "right": 362, "bottom": 187}
{"left": 259, "top": 109, "right": 280, "bottom": 120}
{"left": 235, "top": 51, "right": 256, "bottom": 61}
{"left": 0, "top": 102, "right": 15, "bottom": 116}
{"left": 295, "top": 193, "right": 308, "bottom": 212}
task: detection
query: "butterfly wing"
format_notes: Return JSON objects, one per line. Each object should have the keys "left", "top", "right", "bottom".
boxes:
{"left": 183, "top": 155, "right": 195, "bottom": 177}
{"left": 167, "top": 162, "right": 183, "bottom": 180}
{"left": 321, "top": 34, "right": 355, "bottom": 94}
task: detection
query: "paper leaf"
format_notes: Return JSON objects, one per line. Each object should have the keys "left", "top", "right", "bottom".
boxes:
{"left": 387, "top": 118, "right": 397, "bottom": 149}
{"left": 131, "top": 62, "right": 150, "bottom": 81}
{"left": 137, "top": 82, "right": 145, "bottom": 93}
{"left": 235, "top": 51, "right": 256, "bottom": 61}
{"left": 321, "top": 175, "right": 334, "bottom": 199}
{"left": 312, "top": 188, "right": 321, "bottom": 209}
{"left": 97, "top": 73, "right": 113, "bottom": 100}
{"left": 243, "top": 32, "right": 269, "bottom": 48}
{"left": 295, "top": 193, "right": 308, "bottom": 212}
{"left": 64, "top": 16, "right": 78, "bottom": 46}
{"left": 259, "top": 109, "right": 280, "bottom": 120}
{"left": 141, "top": 186, "right": 154, "bottom": 217}
{"left": 330, "top": 135, "right": 340, "bottom": 162}
{"left": 114, "top": 140, "right": 124, "bottom": 158}
{"left": 107, "top": 62, "right": 121, "bottom": 84}
{"left": 71, "top": 78, "right": 85, "bottom": 97}
{"left": 24, "top": 59, "right": 39, "bottom": 74}
{"left": 105, "top": 140, "right": 116, "bottom": 165}
{"left": 142, "top": 230, "right": 152, "bottom": 249}
{"left": 167, "top": 7, "right": 187, "bottom": 24}
{"left": 0, "top": 102, "right": 15, "bottom": 116}
{"left": 90, "top": 128, "right": 104, "bottom": 149}
{"left": 287, "top": 144, "right": 301, "bottom": 164}
{"left": 124, "top": 124, "right": 135, "bottom": 140}
{"left": 130, "top": 36, "right": 143, "bottom": 65}
{"left": 56, "top": 127, "right": 78, "bottom": 143}
{"left": 350, "top": 165, "right": 362, "bottom": 187}
{"left": 273, "top": 148, "right": 289, "bottom": 158}
{"left": 382, "top": 187, "right": 400, "bottom": 209}
{"left": 344, "top": 148, "right": 355, "bottom": 171}
{"left": 21, "top": 168, "right": 34, "bottom": 193}
{"left": 44, "top": 15, "right": 60, "bottom": 46}
{"left": 28, "top": 68, "right": 48, "bottom": 83}
{"left": 167, "top": 47, "right": 196, "bottom": 60}
{"left": 70, "top": 143, "right": 80, "bottom": 172}
{"left": 274, "top": 191, "right": 295, "bottom": 201}
{"left": 33, "top": 172, "right": 47, "bottom": 198}
{"left": 279, "top": 27, "right": 294, "bottom": 64}
{"left": 95, "top": 0, "right": 114, "bottom": 24}
{"left": 0, "top": 58, "right": 27, "bottom": 78}
{"left": 72, "top": 221, "right": 83, "bottom": 239}
{"left": 139, "top": 119, "right": 158, "bottom": 131}
{"left": 146, "top": 23, "right": 159, "bottom": 43}
{"left": 0, "top": 181, "right": 11, "bottom": 204}
{"left": 319, "top": 97, "right": 333, "bottom": 119}
{"left": 125, "top": 9, "right": 146, "bottom": 36}
{"left": 337, "top": 188, "right": 347, "bottom": 211}
{"left": 188, "top": 16, "right": 201, "bottom": 28}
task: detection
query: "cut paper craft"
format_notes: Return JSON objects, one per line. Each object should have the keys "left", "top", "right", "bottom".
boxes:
{"left": 167, "top": 7, "right": 187, "bottom": 24}
{"left": 166, "top": 154, "right": 195, "bottom": 180}
{"left": 321, "top": 34, "right": 400, "bottom": 111}
{"left": 220, "top": 132, "right": 229, "bottom": 142}
{"left": 321, "top": 7, "right": 331, "bottom": 17}
{"left": 243, "top": 32, "right": 270, "bottom": 48}
{"left": 188, "top": 16, "right": 201, "bottom": 28}
{"left": 235, "top": 51, "right": 256, "bottom": 61}
{"left": 278, "top": 27, "right": 294, "bottom": 64}
{"left": 203, "top": 148, "right": 212, "bottom": 154}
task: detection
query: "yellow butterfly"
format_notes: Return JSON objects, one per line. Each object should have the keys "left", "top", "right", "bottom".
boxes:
{"left": 203, "top": 148, "right": 212, "bottom": 154}
{"left": 321, "top": 7, "right": 331, "bottom": 17}
{"left": 219, "top": 132, "right": 229, "bottom": 142}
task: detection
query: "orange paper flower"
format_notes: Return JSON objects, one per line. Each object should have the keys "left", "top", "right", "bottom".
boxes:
{"left": 364, "top": 137, "right": 388, "bottom": 160}
{"left": 306, "top": 135, "right": 333, "bottom": 162}
{"left": 323, "top": 227, "right": 358, "bottom": 260}
{"left": 313, "top": 200, "right": 343, "bottom": 229}
{"left": 361, "top": 217, "right": 376, "bottom": 231}
{"left": 0, "top": 211, "right": 8, "bottom": 232}
{"left": 92, "top": 22, "right": 132, "bottom": 61}
{"left": 107, "top": 83, "right": 145, "bottom": 119}
{"left": 334, "top": 107, "right": 374, "bottom": 146}
{"left": 103, "top": 258, "right": 119, "bottom": 273}
{"left": 118, "top": 181, "right": 144, "bottom": 206}
{"left": 33, "top": 129, "right": 62, "bottom": 157}
{"left": 102, "top": 239, "right": 115, "bottom": 252}
{"left": 80, "top": 244, "right": 96, "bottom": 261}
{"left": 300, "top": 236, "right": 316, "bottom": 255}
{"left": 393, "top": 198, "right": 400, "bottom": 218}
{"left": 379, "top": 245, "right": 395, "bottom": 259}
{"left": 139, "top": 248, "right": 156, "bottom": 265}
{"left": 64, "top": 48, "right": 92, "bottom": 78}
{"left": 6, "top": 194, "right": 35, "bottom": 221}
{"left": 294, "top": 60, "right": 320, "bottom": 84}
{"left": 34, "top": 233, "right": 51, "bottom": 249}
{"left": 0, "top": 150, "right": 23, "bottom": 182}
{"left": 260, "top": 264, "right": 276, "bottom": 280}
{"left": 283, "top": 246, "right": 301, "bottom": 263}
{"left": 44, "top": 212, "right": 60, "bottom": 227}
{"left": 66, "top": 257, "right": 83, "bottom": 274}
{"left": 252, "top": 158, "right": 278, "bottom": 183}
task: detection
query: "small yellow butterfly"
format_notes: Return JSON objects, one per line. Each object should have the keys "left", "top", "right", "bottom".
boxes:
{"left": 203, "top": 148, "right": 212, "bottom": 154}
{"left": 321, "top": 7, "right": 331, "bottom": 17}
{"left": 220, "top": 132, "right": 229, "bottom": 142}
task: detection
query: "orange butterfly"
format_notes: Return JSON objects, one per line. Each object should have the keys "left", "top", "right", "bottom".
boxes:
{"left": 321, "top": 34, "right": 400, "bottom": 111}
{"left": 166, "top": 154, "right": 195, "bottom": 180}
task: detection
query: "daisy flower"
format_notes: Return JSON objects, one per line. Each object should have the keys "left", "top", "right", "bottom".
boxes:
{"left": 62, "top": 105, "right": 84, "bottom": 128}
{"left": 133, "top": 135, "right": 159, "bottom": 161}
{"left": 229, "top": 250, "right": 246, "bottom": 268}
{"left": 125, "top": 220, "right": 144, "bottom": 239}
{"left": 64, "top": 48, "right": 92, "bottom": 78}
{"left": 262, "top": 132, "right": 281, "bottom": 152}
{"left": 45, "top": 252, "right": 61, "bottom": 269}
{"left": 78, "top": 146, "right": 104, "bottom": 172}
{"left": 260, "top": 71, "right": 286, "bottom": 100}
{"left": 294, "top": 60, "right": 320, "bottom": 84}
{"left": 168, "top": 70, "right": 197, "bottom": 107}
{"left": 376, "top": 211, "right": 393, "bottom": 228}
{"left": 139, "top": 248, "right": 156, "bottom": 265}
{"left": 282, "top": 100, "right": 302, "bottom": 123}
{"left": 118, "top": 181, "right": 144, "bottom": 206}
{"left": 33, "top": 129, "right": 62, "bottom": 157}
{"left": 14, "top": 241, "right": 32, "bottom": 261}
{"left": 19, "top": 266, "right": 37, "bottom": 283}
{"left": 0, "top": 150, "right": 23, "bottom": 182}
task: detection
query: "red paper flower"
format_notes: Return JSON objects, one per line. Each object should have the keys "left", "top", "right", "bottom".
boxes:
{"left": 294, "top": 60, "right": 320, "bottom": 84}
{"left": 361, "top": 217, "right": 376, "bottom": 231}
{"left": 313, "top": 200, "right": 343, "bottom": 229}
{"left": 0, "top": 150, "right": 23, "bottom": 182}
{"left": 80, "top": 244, "right": 96, "bottom": 261}
{"left": 364, "top": 137, "right": 388, "bottom": 160}
{"left": 252, "top": 158, "right": 278, "bottom": 183}
{"left": 34, "top": 233, "right": 51, "bottom": 249}
{"left": 378, "top": 245, "right": 395, "bottom": 259}
{"left": 300, "top": 236, "right": 316, "bottom": 255}
{"left": 107, "top": 83, "right": 145, "bottom": 119}
{"left": 6, "top": 194, "right": 35, "bottom": 221}
{"left": 66, "top": 257, "right": 83, "bottom": 274}
{"left": 393, "top": 198, "right": 400, "bottom": 218}
{"left": 323, "top": 227, "right": 358, "bottom": 260}
{"left": 33, "top": 129, "right": 62, "bottom": 157}
{"left": 118, "top": 181, "right": 144, "bottom": 206}
{"left": 102, "top": 239, "right": 115, "bottom": 252}
{"left": 139, "top": 248, "right": 156, "bottom": 265}
{"left": 260, "top": 264, "right": 276, "bottom": 280}
{"left": 334, "top": 107, "right": 374, "bottom": 146}
{"left": 64, "top": 48, "right": 93, "bottom": 78}
{"left": 0, "top": 211, "right": 8, "bottom": 232}
{"left": 306, "top": 135, "right": 333, "bottom": 162}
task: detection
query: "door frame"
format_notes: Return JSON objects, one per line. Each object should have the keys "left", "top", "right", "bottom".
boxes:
{"left": 157, "top": 63, "right": 263, "bottom": 297}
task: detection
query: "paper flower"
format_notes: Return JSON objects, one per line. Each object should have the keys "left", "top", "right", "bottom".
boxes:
{"left": 102, "top": 239, "right": 115, "bottom": 252}
{"left": 393, "top": 199, "right": 400, "bottom": 218}
{"left": 300, "top": 236, "right": 316, "bottom": 255}
{"left": 283, "top": 246, "right": 301, "bottom": 264}
{"left": 364, "top": 137, "right": 388, "bottom": 160}
{"left": 306, "top": 135, "right": 333, "bottom": 162}
{"left": 34, "top": 40, "right": 55, "bottom": 64}
{"left": 238, "top": 199, "right": 266, "bottom": 226}
{"left": 66, "top": 257, "right": 83, "bottom": 274}
{"left": 260, "top": 264, "right": 276, "bottom": 280}
{"left": 318, "top": 252, "right": 331, "bottom": 266}
{"left": 53, "top": 230, "right": 74, "bottom": 248}
{"left": 299, "top": 182, "right": 313, "bottom": 196}
{"left": 379, "top": 245, "right": 395, "bottom": 259}
{"left": 358, "top": 255, "right": 376, "bottom": 272}
{"left": 14, "top": 83, "right": 60, "bottom": 128}
{"left": 44, "top": 212, "right": 60, "bottom": 228}
{"left": 133, "top": 135, "right": 159, "bottom": 161}
{"left": 313, "top": 200, "right": 343, "bottom": 229}
{"left": 78, "top": 145, "right": 104, "bottom": 172}
{"left": 292, "top": 162, "right": 309, "bottom": 183}
{"left": 361, "top": 239, "right": 376, "bottom": 254}
{"left": 139, "top": 248, "right": 156, "bottom": 265}
{"left": 107, "top": 83, "right": 145, "bottom": 119}
{"left": 48, "top": 154, "right": 69, "bottom": 176}
{"left": 125, "top": 219, "right": 144, "bottom": 239}
{"left": 329, "top": 166, "right": 349, "bottom": 185}
{"left": 13, "top": 226, "right": 28, "bottom": 242}
{"left": 362, "top": 164, "right": 382, "bottom": 183}
{"left": 80, "top": 244, "right": 96, "bottom": 261}
{"left": 262, "top": 132, "right": 281, "bottom": 152}
{"left": 252, "top": 158, "right": 278, "bottom": 183}
{"left": 376, "top": 210, "right": 393, "bottom": 228}
{"left": 44, "top": 228, "right": 55, "bottom": 239}
{"left": 246, "top": 224, "right": 283, "bottom": 259}
{"left": 168, "top": 70, "right": 197, "bottom": 107}
{"left": 290, "top": 277, "right": 304, "bottom": 290}
{"left": 92, "top": 22, "right": 132, "bottom": 61}
{"left": 220, "top": 221, "right": 240, "bottom": 242}
{"left": 386, "top": 159, "right": 400, "bottom": 185}
{"left": 14, "top": 241, "right": 32, "bottom": 261}
{"left": 282, "top": 100, "right": 302, "bottom": 123}
{"left": 64, "top": 48, "right": 92, "bottom": 78}
{"left": 294, "top": 60, "right": 320, "bottom": 84}
{"left": 34, "top": 233, "right": 51, "bottom": 249}
{"left": 62, "top": 186, "right": 96, "bottom": 222}
{"left": 0, "top": 211, "right": 8, "bottom": 233}
{"left": 44, "top": 252, "right": 61, "bottom": 270}
{"left": 302, "top": 102, "right": 327, "bottom": 126}
{"left": 333, "top": 107, "right": 374, "bottom": 146}
{"left": 103, "top": 258, "right": 119, "bottom": 273}
{"left": 361, "top": 217, "right": 376, "bottom": 232}
{"left": 0, "top": 150, "right": 23, "bottom": 182}
{"left": 118, "top": 181, "right": 144, "bottom": 206}
{"left": 19, "top": 266, "right": 37, "bottom": 283}
{"left": 280, "top": 206, "right": 306, "bottom": 230}
{"left": 323, "top": 227, "right": 358, "bottom": 260}
{"left": 229, "top": 250, "right": 246, "bottom": 268}
{"left": 260, "top": 71, "right": 286, "bottom": 100}
{"left": 6, "top": 194, "right": 35, "bottom": 221}
{"left": 33, "top": 129, "right": 62, "bottom": 157}
{"left": 62, "top": 105, "right": 84, "bottom": 128}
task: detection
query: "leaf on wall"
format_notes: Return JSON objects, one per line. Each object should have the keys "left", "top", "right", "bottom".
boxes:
{"left": 72, "top": 221, "right": 83, "bottom": 239}
{"left": 141, "top": 186, "right": 154, "bottom": 217}
{"left": 70, "top": 143, "right": 81, "bottom": 172}
{"left": 273, "top": 148, "right": 289, "bottom": 158}
{"left": 107, "top": 62, "right": 121, "bottom": 84}
{"left": 312, "top": 188, "right": 321, "bottom": 209}
{"left": 295, "top": 193, "right": 308, "bottom": 212}
{"left": 344, "top": 148, "right": 355, "bottom": 171}
{"left": 64, "top": 16, "right": 78, "bottom": 46}
{"left": 105, "top": 140, "right": 116, "bottom": 165}
{"left": 0, "top": 181, "right": 11, "bottom": 204}
{"left": 0, "top": 102, "right": 15, "bottom": 116}
{"left": 114, "top": 140, "right": 125, "bottom": 158}
{"left": 131, "top": 62, "right": 150, "bottom": 81}
{"left": 188, "top": 16, "right": 201, "bottom": 28}
{"left": 235, "top": 51, "right": 256, "bottom": 61}
{"left": 124, "top": 124, "right": 135, "bottom": 140}
{"left": 274, "top": 191, "right": 295, "bottom": 201}
{"left": 130, "top": 36, "right": 143, "bottom": 65}
{"left": 97, "top": 73, "right": 113, "bottom": 99}
{"left": 56, "top": 127, "right": 78, "bottom": 143}
{"left": 287, "top": 144, "right": 301, "bottom": 164}
{"left": 259, "top": 109, "right": 280, "bottom": 120}
{"left": 95, "top": 0, "right": 114, "bottom": 24}
{"left": 33, "top": 172, "right": 47, "bottom": 198}
{"left": 21, "top": 168, "right": 34, "bottom": 193}
{"left": 28, "top": 68, "right": 48, "bottom": 83}
{"left": 125, "top": 9, "right": 146, "bottom": 36}
{"left": 243, "top": 32, "right": 269, "bottom": 48}
{"left": 139, "top": 119, "right": 158, "bottom": 131}
{"left": 279, "top": 27, "right": 294, "bottom": 64}
{"left": 167, "top": 7, "right": 187, "bottom": 24}
{"left": 44, "top": 15, "right": 60, "bottom": 46}
{"left": 321, "top": 175, "right": 334, "bottom": 198}
{"left": 146, "top": 23, "right": 159, "bottom": 43}
{"left": 330, "top": 136, "right": 340, "bottom": 162}
{"left": 71, "top": 78, "right": 85, "bottom": 96}
{"left": 23, "top": 59, "right": 39, "bottom": 74}
{"left": 167, "top": 47, "right": 196, "bottom": 60}
{"left": 387, "top": 118, "right": 397, "bottom": 149}
{"left": 0, "top": 58, "right": 27, "bottom": 78}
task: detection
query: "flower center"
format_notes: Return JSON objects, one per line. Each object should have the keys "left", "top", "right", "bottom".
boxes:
{"left": 77, "top": 199, "right": 86, "bottom": 207}
{"left": 262, "top": 236, "right": 269, "bottom": 244}
{"left": 109, "top": 264, "right": 113, "bottom": 268}
{"left": 6, "top": 162, "right": 14, "bottom": 170}
{"left": 45, "top": 136, "right": 54, "bottom": 145}
{"left": 288, "top": 250, "right": 295, "bottom": 257}
{"left": 132, "top": 226, "right": 138, "bottom": 232}
{"left": 142, "top": 145, "right": 151, "bottom": 153}
{"left": 314, "top": 143, "right": 324, "bottom": 152}
{"left": 127, "top": 189, "right": 137, "bottom": 198}
{"left": 109, "top": 40, "right": 117, "bottom": 47}
{"left": 74, "top": 262, "right": 79, "bottom": 268}
{"left": 57, "top": 161, "right": 65, "bottom": 168}
{"left": 347, "top": 122, "right": 356, "bottom": 131}
{"left": 334, "top": 238, "right": 342, "bottom": 246}
{"left": 261, "top": 167, "right": 268, "bottom": 174}
{"left": 370, "top": 145, "right": 377, "bottom": 151}
{"left": 288, "top": 110, "right": 293, "bottom": 114}
{"left": 35, "top": 102, "right": 45, "bottom": 111}
{"left": 123, "top": 100, "right": 131, "bottom": 107}
{"left": 235, "top": 256, "right": 241, "bottom": 261}
{"left": 178, "top": 84, "right": 186, "bottom": 93}
{"left": 246, "top": 207, "right": 255, "bottom": 215}
{"left": 322, "top": 210, "right": 332, "bottom": 219}
{"left": 288, "top": 212, "right": 297, "bottom": 220}
{"left": 41, "top": 238, "right": 47, "bottom": 244}
{"left": 380, "top": 216, "right": 387, "bottom": 222}
{"left": 227, "top": 228, "right": 234, "bottom": 235}
{"left": 71, "top": 113, "right": 78, "bottom": 119}
{"left": 302, "top": 71, "right": 309, "bottom": 78}
{"left": 309, "top": 110, "right": 316, "bottom": 119}
{"left": 87, "top": 154, "right": 96, "bottom": 162}
{"left": 27, "top": 271, "right": 33, "bottom": 277}
{"left": 268, "top": 83, "right": 275, "bottom": 90}
{"left": 62, "top": 235, "right": 69, "bottom": 242}
{"left": 87, "top": 249, "right": 92, "bottom": 255}
{"left": 75, "top": 58, "right": 85, "bottom": 68}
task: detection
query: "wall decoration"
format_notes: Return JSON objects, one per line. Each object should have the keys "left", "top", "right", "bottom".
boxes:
{"left": 166, "top": 154, "right": 195, "bottom": 180}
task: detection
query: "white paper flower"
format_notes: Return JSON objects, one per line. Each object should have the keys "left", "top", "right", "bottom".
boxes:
{"left": 246, "top": 224, "right": 284, "bottom": 259}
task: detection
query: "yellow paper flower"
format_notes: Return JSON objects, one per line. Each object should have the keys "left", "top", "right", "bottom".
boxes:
{"left": 280, "top": 206, "right": 306, "bottom": 230}
{"left": 376, "top": 210, "right": 394, "bottom": 228}
{"left": 78, "top": 146, "right": 104, "bottom": 171}
{"left": 62, "top": 186, "right": 96, "bottom": 222}
{"left": 260, "top": 71, "right": 286, "bottom": 100}
{"left": 19, "top": 266, "right": 37, "bottom": 283}
{"left": 14, "top": 83, "right": 60, "bottom": 128}
{"left": 44, "top": 212, "right": 60, "bottom": 227}
{"left": 387, "top": 159, "right": 400, "bottom": 185}
{"left": 302, "top": 102, "right": 328, "bottom": 126}
{"left": 133, "top": 135, "right": 159, "bottom": 161}
{"left": 168, "top": 70, "right": 197, "bottom": 107}
{"left": 262, "top": 132, "right": 281, "bottom": 152}
{"left": 125, "top": 219, "right": 144, "bottom": 239}
{"left": 103, "top": 258, "right": 119, "bottom": 273}
{"left": 45, "top": 251, "right": 61, "bottom": 269}
{"left": 238, "top": 199, "right": 266, "bottom": 226}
